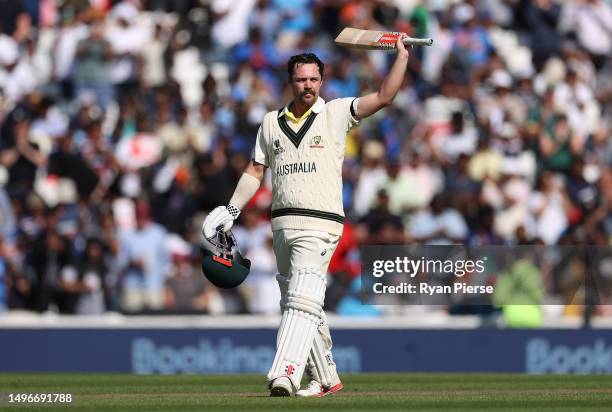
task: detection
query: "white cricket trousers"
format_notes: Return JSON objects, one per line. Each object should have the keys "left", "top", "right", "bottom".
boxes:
{"left": 272, "top": 229, "right": 340, "bottom": 276}
{"left": 272, "top": 228, "right": 341, "bottom": 384}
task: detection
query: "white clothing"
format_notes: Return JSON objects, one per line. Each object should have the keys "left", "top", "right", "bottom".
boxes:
{"left": 253, "top": 97, "right": 359, "bottom": 235}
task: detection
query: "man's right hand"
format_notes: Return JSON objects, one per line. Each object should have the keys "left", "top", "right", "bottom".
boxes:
{"left": 202, "top": 206, "right": 237, "bottom": 240}
{"left": 396, "top": 34, "right": 410, "bottom": 61}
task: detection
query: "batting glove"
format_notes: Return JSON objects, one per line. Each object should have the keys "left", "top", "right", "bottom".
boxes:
{"left": 202, "top": 204, "right": 241, "bottom": 240}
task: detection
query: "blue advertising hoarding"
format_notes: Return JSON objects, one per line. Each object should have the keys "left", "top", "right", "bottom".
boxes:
{"left": 2, "top": 328, "right": 612, "bottom": 374}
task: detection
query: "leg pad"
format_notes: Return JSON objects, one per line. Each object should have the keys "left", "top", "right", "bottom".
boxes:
{"left": 267, "top": 267, "right": 326, "bottom": 389}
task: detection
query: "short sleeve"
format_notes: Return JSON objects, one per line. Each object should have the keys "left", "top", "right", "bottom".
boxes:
{"left": 327, "top": 97, "right": 360, "bottom": 136}
{"left": 252, "top": 124, "right": 269, "bottom": 167}
{"left": 325, "top": 97, "right": 360, "bottom": 147}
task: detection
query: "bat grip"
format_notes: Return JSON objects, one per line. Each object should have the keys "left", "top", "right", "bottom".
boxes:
{"left": 402, "top": 36, "right": 433, "bottom": 47}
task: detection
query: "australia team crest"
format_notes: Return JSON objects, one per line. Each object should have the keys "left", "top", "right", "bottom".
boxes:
{"left": 310, "top": 135, "right": 324, "bottom": 148}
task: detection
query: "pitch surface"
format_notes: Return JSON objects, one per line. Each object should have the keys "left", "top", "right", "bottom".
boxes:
{"left": 2, "top": 373, "right": 611, "bottom": 411}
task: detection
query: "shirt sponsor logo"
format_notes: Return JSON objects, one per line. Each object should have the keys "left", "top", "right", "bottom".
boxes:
{"left": 276, "top": 161, "right": 317, "bottom": 176}
{"left": 273, "top": 139, "right": 285, "bottom": 155}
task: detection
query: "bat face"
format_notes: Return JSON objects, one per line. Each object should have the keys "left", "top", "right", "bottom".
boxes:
{"left": 335, "top": 28, "right": 433, "bottom": 50}
{"left": 334, "top": 28, "right": 399, "bottom": 50}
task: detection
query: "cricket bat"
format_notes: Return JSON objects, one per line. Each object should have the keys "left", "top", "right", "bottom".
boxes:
{"left": 335, "top": 28, "right": 433, "bottom": 50}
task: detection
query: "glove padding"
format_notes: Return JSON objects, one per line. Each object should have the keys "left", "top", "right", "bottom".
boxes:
{"left": 202, "top": 206, "right": 235, "bottom": 240}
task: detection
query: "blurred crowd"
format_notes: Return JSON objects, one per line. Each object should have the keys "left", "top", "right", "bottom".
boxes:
{"left": 0, "top": 0, "right": 610, "bottom": 317}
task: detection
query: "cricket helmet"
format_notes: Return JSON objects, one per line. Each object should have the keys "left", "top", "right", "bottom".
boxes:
{"left": 201, "top": 229, "right": 251, "bottom": 289}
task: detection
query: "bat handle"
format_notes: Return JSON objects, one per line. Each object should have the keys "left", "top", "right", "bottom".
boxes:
{"left": 402, "top": 36, "right": 434, "bottom": 47}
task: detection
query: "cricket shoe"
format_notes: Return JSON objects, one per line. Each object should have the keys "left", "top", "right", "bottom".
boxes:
{"left": 269, "top": 376, "right": 293, "bottom": 397}
{"left": 295, "top": 380, "right": 343, "bottom": 397}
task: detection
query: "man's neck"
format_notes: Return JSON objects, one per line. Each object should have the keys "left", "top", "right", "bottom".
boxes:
{"left": 289, "top": 100, "right": 312, "bottom": 119}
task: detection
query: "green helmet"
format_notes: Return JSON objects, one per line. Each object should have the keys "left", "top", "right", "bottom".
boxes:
{"left": 201, "top": 230, "right": 251, "bottom": 289}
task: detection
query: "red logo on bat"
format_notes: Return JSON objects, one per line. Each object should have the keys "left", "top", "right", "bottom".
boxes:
{"left": 376, "top": 32, "right": 401, "bottom": 44}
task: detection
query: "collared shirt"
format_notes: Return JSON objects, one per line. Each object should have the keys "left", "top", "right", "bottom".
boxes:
{"left": 284, "top": 107, "right": 312, "bottom": 124}
{"left": 280, "top": 96, "right": 326, "bottom": 130}
{"left": 251, "top": 96, "right": 359, "bottom": 235}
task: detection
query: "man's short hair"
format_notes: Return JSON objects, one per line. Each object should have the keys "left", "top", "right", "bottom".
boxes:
{"left": 287, "top": 53, "right": 324, "bottom": 79}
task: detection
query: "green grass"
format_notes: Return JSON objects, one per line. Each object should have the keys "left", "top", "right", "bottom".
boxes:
{"left": 1, "top": 374, "right": 612, "bottom": 411}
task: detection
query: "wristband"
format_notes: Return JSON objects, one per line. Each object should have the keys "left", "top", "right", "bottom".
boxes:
{"left": 227, "top": 204, "right": 241, "bottom": 219}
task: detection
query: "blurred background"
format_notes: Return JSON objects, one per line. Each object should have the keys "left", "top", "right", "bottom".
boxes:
{"left": 0, "top": 0, "right": 610, "bottom": 332}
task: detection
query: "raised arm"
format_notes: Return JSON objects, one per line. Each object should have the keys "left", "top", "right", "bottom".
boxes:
{"left": 355, "top": 35, "right": 410, "bottom": 120}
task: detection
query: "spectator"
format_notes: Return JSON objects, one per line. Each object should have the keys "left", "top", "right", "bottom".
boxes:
{"left": 493, "top": 253, "right": 545, "bottom": 328}
{"left": 402, "top": 153, "right": 443, "bottom": 209}
{"left": 2, "top": 237, "right": 31, "bottom": 311}
{"left": 1, "top": 116, "right": 47, "bottom": 198}
{"left": 249, "top": 0, "right": 282, "bottom": 43}
{"left": 0, "top": 0, "right": 32, "bottom": 41}
{"left": 538, "top": 113, "right": 580, "bottom": 173}
{"left": 383, "top": 160, "right": 421, "bottom": 215}
{"left": 210, "top": 0, "right": 256, "bottom": 50}
{"left": 353, "top": 141, "right": 387, "bottom": 218}
{"left": 117, "top": 201, "right": 169, "bottom": 312}
{"left": 52, "top": 10, "right": 89, "bottom": 101}
{"left": 241, "top": 233, "right": 279, "bottom": 314}
{"left": 452, "top": 4, "right": 493, "bottom": 69}
{"left": 525, "top": 171, "right": 570, "bottom": 245}
{"left": 0, "top": 188, "right": 16, "bottom": 244}
{"left": 518, "top": 0, "right": 563, "bottom": 70}
{"left": 74, "top": 18, "right": 114, "bottom": 110}
{"left": 359, "top": 189, "right": 404, "bottom": 245}
{"left": 80, "top": 120, "right": 120, "bottom": 202}
{"left": 0, "top": 0, "right": 608, "bottom": 317}
{"left": 141, "top": 22, "right": 170, "bottom": 90}
{"left": 48, "top": 133, "right": 99, "bottom": 201}
{"left": 409, "top": 194, "right": 469, "bottom": 244}
{"left": 106, "top": 1, "right": 149, "bottom": 104}
{"left": 233, "top": 207, "right": 271, "bottom": 254}
{"left": 564, "top": 0, "right": 612, "bottom": 70}
{"left": 25, "top": 223, "right": 73, "bottom": 312}
{"left": 431, "top": 111, "right": 478, "bottom": 162}
{"left": 163, "top": 241, "right": 210, "bottom": 313}
{"left": 60, "top": 236, "right": 110, "bottom": 314}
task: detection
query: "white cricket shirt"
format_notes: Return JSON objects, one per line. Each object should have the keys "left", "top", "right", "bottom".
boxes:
{"left": 253, "top": 96, "right": 359, "bottom": 235}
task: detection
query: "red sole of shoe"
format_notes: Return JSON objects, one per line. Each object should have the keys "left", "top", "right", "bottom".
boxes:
{"left": 317, "top": 383, "right": 343, "bottom": 397}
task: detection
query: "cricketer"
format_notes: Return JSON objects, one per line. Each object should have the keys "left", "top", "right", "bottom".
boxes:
{"left": 203, "top": 34, "right": 410, "bottom": 397}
